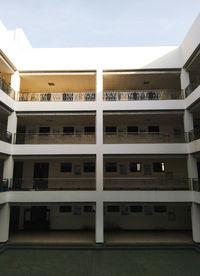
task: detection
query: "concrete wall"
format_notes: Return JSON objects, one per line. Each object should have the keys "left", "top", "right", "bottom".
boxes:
{"left": 104, "top": 203, "right": 191, "bottom": 230}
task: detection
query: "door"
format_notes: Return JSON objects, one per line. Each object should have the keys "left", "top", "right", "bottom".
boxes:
{"left": 33, "top": 163, "right": 49, "bottom": 190}
{"left": 24, "top": 206, "right": 50, "bottom": 230}
{"left": 13, "top": 161, "right": 24, "bottom": 189}
{"left": 10, "top": 206, "right": 20, "bottom": 232}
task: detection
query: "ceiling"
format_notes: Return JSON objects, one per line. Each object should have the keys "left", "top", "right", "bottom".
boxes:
{"left": 103, "top": 73, "right": 180, "bottom": 90}
{"left": 20, "top": 74, "right": 96, "bottom": 93}
{"left": 0, "top": 54, "right": 14, "bottom": 74}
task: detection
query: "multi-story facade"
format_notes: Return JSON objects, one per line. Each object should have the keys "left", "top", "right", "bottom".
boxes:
{"left": 0, "top": 14, "right": 200, "bottom": 244}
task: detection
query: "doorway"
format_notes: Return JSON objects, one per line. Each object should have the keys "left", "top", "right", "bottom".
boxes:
{"left": 24, "top": 206, "right": 50, "bottom": 231}
{"left": 33, "top": 163, "right": 49, "bottom": 190}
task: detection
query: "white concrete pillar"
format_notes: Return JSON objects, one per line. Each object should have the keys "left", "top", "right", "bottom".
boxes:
{"left": 191, "top": 203, "right": 200, "bottom": 243}
{"left": 7, "top": 111, "right": 17, "bottom": 143}
{"left": 187, "top": 154, "right": 198, "bottom": 190}
{"left": 96, "top": 153, "right": 103, "bottom": 191}
{"left": 180, "top": 68, "right": 190, "bottom": 98}
{"left": 184, "top": 110, "right": 194, "bottom": 133}
{"left": 11, "top": 71, "right": 20, "bottom": 101}
{"left": 95, "top": 200, "right": 104, "bottom": 243}
{"left": 3, "top": 155, "right": 14, "bottom": 187}
{"left": 96, "top": 68, "right": 103, "bottom": 103}
{"left": 0, "top": 203, "right": 10, "bottom": 242}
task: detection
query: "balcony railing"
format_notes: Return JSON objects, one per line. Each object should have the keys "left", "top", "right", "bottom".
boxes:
{"left": 185, "top": 81, "right": 200, "bottom": 98}
{"left": 0, "top": 179, "right": 9, "bottom": 192}
{"left": 11, "top": 178, "right": 95, "bottom": 191}
{"left": 192, "top": 179, "right": 200, "bottom": 191}
{"left": 19, "top": 91, "right": 96, "bottom": 102}
{"left": 104, "top": 177, "right": 191, "bottom": 190}
{"left": 0, "top": 129, "right": 12, "bottom": 143}
{"left": 188, "top": 129, "right": 200, "bottom": 142}
{"left": 14, "top": 133, "right": 96, "bottom": 144}
{"left": 104, "top": 132, "right": 187, "bottom": 144}
{"left": 103, "top": 90, "right": 183, "bottom": 101}
{"left": 0, "top": 78, "right": 15, "bottom": 99}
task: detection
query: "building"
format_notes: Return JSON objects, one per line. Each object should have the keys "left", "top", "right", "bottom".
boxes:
{"left": 0, "top": 14, "right": 200, "bottom": 244}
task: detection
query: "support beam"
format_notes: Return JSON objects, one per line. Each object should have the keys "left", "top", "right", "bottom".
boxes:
{"left": 0, "top": 203, "right": 10, "bottom": 242}
{"left": 191, "top": 203, "right": 200, "bottom": 243}
{"left": 96, "top": 153, "right": 103, "bottom": 191}
{"left": 96, "top": 68, "right": 103, "bottom": 103}
{"left": 180, "top": 69, "right": 190, "bottom": 98}
{"left": 11, "top": 71, "right": 20, "bottom": 101}
{"left": 7, "top": 111, "right": 17, "bottom": 144}
{"left": 96, "top": 200, "right": 104, "bottom": 243}
{"left": 3, "top": 155, "right": 14, "bottom": 187}
{"left": 184, "top": 109, "right": 194, "bottom": 132}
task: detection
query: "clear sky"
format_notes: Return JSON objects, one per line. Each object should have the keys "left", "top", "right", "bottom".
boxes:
{"left": 0, "top": 0, "right": 200, "bottom": 48}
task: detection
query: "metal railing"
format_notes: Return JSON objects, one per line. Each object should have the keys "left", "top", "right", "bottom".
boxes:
{"left": 192, "top": 179, "right": 200, "bottom": 191}
{"left": 19, "top": 91, "right": 96, "bottom": 102}
{"left": 10, "top": 178, "right": 95, "bottom": 191}
{"left": 185, "top": 81, "right": 200, "bottom": 98}
{"left": 14, "top": 133, "right": 96, "bottom": 144}
{"left": 103, "top": 90, "right": 183, "bottom": 101}
{"left": 0, "top": 78, "right": 15, "bottom": 99}
{"left": 188, "top": 129, "right": 200, "bottom": 142}
{"left": 0, "top": 129, "right": 12, "bottom": 143}
{"left": 104, "top": 132, "right": 187, "bottom": 143}
{"left": 0, "top": 179, "right": 9, "bottom": 192}
{"left": 104, "top": 177, "right": 191, "bottom": 190}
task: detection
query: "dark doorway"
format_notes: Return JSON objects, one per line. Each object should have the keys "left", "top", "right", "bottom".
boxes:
{"left": 12, "top": 161, "right": 24, "bottom": 189}
{"left": 16, "top": 126, "right": 26, "bottom": 144}
{"left": 197, "top": 162, "right": 200, "bottom": 178}
{"left": 10, "top": 206, "right": 20, "bottom": 232}
{"left": 24, "top": 206, "right": 50, "bottom": 231}
{"left": 33, "top": 163, "right": 49, "bottom": 190}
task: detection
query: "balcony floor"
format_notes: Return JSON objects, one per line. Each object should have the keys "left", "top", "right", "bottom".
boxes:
{"left": 105, "top": 230, "right": 192, "bottom": 244}
{"left": 9, "top": 230, "right": 94, "bottom": 244}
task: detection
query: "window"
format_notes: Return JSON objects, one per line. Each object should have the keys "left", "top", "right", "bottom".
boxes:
{"left": 39, "top": 127, "right": 50, "bottom": 136}
{"left": 105, "top": 162, "right": 117, "bottom": 172}
{"left": 148, "top": 126, "right": 159, "bottom": 133}
{"left": 63, "top": 127, "right": 74, "bottom": 135}
{"left": 105, "top": 126, "right": 117, "bottom": 135}
{"left": 130, "top": 162, "right": 141, "bottom": 172}
{"left": 153, "top": 162, "right": 165, "bottom": 172}
{"left": 127, "top": 126, "right": 138, "bottom": 134}
{"left": 107, "top": 206, "right": 120, "bottom": 212}
{"left": 130, "top": 206, "right": 143, "bottom": 212}
{"left": 84, "top": 162, "right": 95, "bottom": 173}
{"left": 59, "top": 206, "right": 72, "bottom": 213}
{"left": 60, "top": 163, "right": 72, "bottom": 173}
{"left": 84, "top": 126, "right": 95, "bottom": 135}
{"left": 154, "top": 206, "right": 167, "bottom": 213}
{"left": 84, "top": 205, "right": 95, "bottom": 213}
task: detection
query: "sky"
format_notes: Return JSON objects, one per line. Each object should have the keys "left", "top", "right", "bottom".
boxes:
{"left": 0, "top": 0, "right": 200, "bottom": 48}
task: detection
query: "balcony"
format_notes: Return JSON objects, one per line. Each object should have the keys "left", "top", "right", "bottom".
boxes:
{"left": 103, "top": 90, "right": 182, "bottom": 101}
{"left": 11, "top": 178, "right": 95, "bottom": 191}
{"left": 188, "top": 129, "right": 200, "bottom": 142}
{"left": 0, "top": 78, "right": 15, "bottom": 99}
{"left": 104, "top": 177, "right": 191, "bottom": 191}
{"left": 0, "top": 179, "right": 9, "bottom": 192}
{"left": 104, "top": 131, "right": 187, "bottom": 144}
{"left": 19, "top": 91, "right": 96, "bottom": 102}
{"left": 185, "top": 81, "right": 200, "bottom": 98}
{"left": 14, "top": 132, "right": 96, "bottom": 144}
{"left": 0, "top": 130, "right": 12, "bottom": 143}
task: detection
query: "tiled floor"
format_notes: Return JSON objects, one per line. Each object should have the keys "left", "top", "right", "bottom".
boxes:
{"left": 9, "top": 230, "right": 192, "bottom": 244}
{"left": 105, "top": 230, "right": 193, "bottom": 243}
{"left": 9, "top": 231, "right": 94, "bottom": 243}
